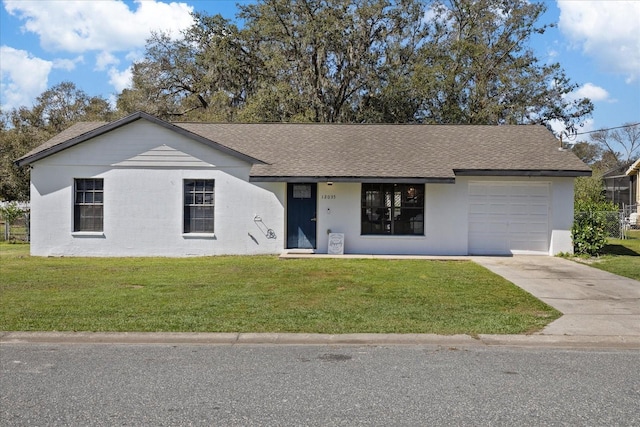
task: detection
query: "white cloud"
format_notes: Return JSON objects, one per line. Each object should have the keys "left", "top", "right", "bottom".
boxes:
{"left": 575, "top": 118, "right": 595, "bottom": 137}
{"left": 2, "top": 1, "right": 195, "bottom": 108}
{"left": 53, "top": 56, "right": 84, "bottom": 71}
{"left": 108, "top": 66, "right": 133, "bottom": 93}
{"left": 95, "top": 52, "right": 119, "bottom": 72}
{"left": 548, "top": 118, "right": 595, "bottom": 142}
{"left": 570, "top": 83, "right": 612, "bottom": 103}
{"left": 558, "top": 0, "right": 640, "bottom": 83}
{"left": 125, "top": 50, "right": 145, "bottom": 63}
{"left": 551, "top": 83, "right": 612, "bottom": 139}
{"left": 4, "top": 0, "right": 195, "bottom": 53}
{"left": 0, "top": 46, "right": 52, "bottom": 109}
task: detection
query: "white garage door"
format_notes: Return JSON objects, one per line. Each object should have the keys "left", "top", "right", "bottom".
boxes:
{"left": 468, "top": 182, "right": 550, "bottom": 255}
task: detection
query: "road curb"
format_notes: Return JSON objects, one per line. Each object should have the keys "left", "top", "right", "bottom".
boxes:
{"left": 0, "top": 331, "right": 477, "bottom": 346}
{"left": 2, "top": 331, "right": 639, "bottom": 349}
{"left": 478, "top": 334, "right": 640, "bottom": 349}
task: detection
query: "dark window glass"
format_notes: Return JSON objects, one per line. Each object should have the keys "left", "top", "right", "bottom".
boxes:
{"left": 184, "top": 179, "right": 215, "bottom": 233}
{"left": 361, "top": 183, "right": 424, "bottom": 235}
{"left": 74, "top": 178, "right": 104, "bottom": 232}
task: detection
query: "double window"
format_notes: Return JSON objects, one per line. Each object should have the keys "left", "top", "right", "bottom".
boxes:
{"left": 72, "top": 178, "right": 216, "bottom": 234}
{"left": 184, "top": 179, "right": 215, "bottom": 233}
{"left": 74, "top": 178, "right": 104, "bottom": 232}
{"left": 361, "top": 183, "right": 424, "bottom": 235}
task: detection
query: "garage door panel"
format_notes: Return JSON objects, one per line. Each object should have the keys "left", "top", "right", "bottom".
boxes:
{"left": 523, "top": 223, "right": 549, "bottom": 233}
{"left": 509, "top": 222, "right": 534, "bottom": 232}
{"left": 526, "top": 186, "right": 550, "bottom": 196}
{"left": 469, "top": 223, "right": 509, "bottom": 234}
{"left": 510, "top": 238, "right": 547, "bottom": 252}
{"left": 469, "top": 223, "right": 508, "bottom": 233}
{"left": 468, "top": 182, "right": 549, "bottom": 255}
{"left": 529, "top": 204, "right": 549, "bottom": 214}
{"left": 487, "top": 204, "right": 508, "bottom": 214}
{"left": 469, "top": 234, "right": 508, "bottom": 254}
{"left": 509, "top": 204, "right": 530, "bottom": 214}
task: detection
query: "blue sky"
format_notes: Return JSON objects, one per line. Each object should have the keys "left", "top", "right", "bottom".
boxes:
{"left": 1, "top": 0, "right": 639, "bottom": 140}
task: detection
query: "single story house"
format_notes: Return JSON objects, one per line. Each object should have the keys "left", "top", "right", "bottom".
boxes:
{"left": 16, "top": 111, "right": 591, "bottom": 257}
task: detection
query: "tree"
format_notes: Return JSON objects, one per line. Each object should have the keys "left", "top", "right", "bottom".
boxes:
{"left": 574, "top": 171, "right": 605, "bottom": 205}
{"left": 589, "top": 123, "right": 640, "bottom": 166}
{"left": 237, "top": 0, "right": 426, "bottom": 123}
{"left": 415, "top": 0, "right": 593, "bottom": 129}
{"left": 117, "top": 14, "right": 257, "bottom": 121}
{"left": 569, "top": 123, "right": 640, "bottom": 171}
{"left": 570, "top": 141, "right": 602, "bottom": 166}
{"left": 0, "top": 82, "right": 114, "bottom": 201}
{"left": 0, "top": 108, "right": 49, "bottom": 201}
{"left": 121, "top": 0, "right": 591, "bottom": 128}
{"left": 123, "top": 1, "right": 427, "bottom": 122}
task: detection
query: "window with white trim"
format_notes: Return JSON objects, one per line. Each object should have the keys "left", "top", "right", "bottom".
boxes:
{"left": 184, "top": 179, "right": 215, "bottom": 233}
{"left": 74, "top": 178, "right": 104, "bottom": 232}
{"left": 361, "top": 183, "right": 424, "bottom": 235}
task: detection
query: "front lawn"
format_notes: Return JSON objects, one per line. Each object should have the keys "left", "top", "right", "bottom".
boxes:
{"left": 585, "top": 230, "right": 640, "bottom": 280}
{"left": 0, "top": 244, "right": 559, "bottom": 334}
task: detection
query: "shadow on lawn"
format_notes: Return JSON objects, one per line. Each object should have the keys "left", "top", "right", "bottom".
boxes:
{"left": 602, "top": 244, "right": 640, "bottom": 256}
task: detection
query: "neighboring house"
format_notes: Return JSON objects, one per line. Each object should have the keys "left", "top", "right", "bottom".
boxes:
{"left": 626, "top": 158, "right": 640, "bottom": 210}
{"left": 16, "top": 112, "right": 591, "bottom": 257}
{"left": 602, "top": 163, "right": 633, "bottom": 208}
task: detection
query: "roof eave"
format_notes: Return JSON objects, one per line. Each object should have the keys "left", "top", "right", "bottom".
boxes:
{"left": 249, "top": 176, "right": 456, "bottom": 184}
{"left": 453, "top": 169, "right": 592, "bottom": 177}
{"left": 625, "top": 158, "right": 640, "bottom": 176}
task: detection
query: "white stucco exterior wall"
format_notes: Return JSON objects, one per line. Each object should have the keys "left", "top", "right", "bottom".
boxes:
{"left": 313, "top": 177, "right": 575, "bottom": 256}
{"left": 29, "top": 121, "right": 285, "bottom": 256}
{"left": 314, "top": 182, "right": 468, "bottom": 255}
{"left": 548, "top": 177, "right": 575, "bottom": 255}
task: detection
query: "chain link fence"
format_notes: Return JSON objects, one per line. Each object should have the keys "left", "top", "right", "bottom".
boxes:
{"left": 575, "top": 205, "right": 639, "bottom": 240}
{"left": 574, "top": 211, "right": 624, "bottom": 239}
{"left": 0, "top": 202, "right": 30, "bottom": 242}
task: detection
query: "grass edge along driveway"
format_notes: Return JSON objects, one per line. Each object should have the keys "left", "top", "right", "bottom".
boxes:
{"left": 583, "top": 232, "right": 640, "bottom": 281}
{"left": 0, "top": 244, "right": 559, "bottom": 335}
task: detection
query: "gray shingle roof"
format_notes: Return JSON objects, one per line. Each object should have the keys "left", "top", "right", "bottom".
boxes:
{"left": 17, "top": 112, "right": 591, "bottom": 180}
{"left": 19, "top": 121, "right": 106, "bottom": 158}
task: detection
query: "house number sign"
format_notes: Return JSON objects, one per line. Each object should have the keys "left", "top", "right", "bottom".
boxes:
{"left": 322, "top": 195, "right": 336, "bottom": 199}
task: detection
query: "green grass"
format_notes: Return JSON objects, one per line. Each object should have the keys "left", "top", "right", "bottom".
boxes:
{"left": 0, "top": 244, "right": 559, "bottom": 334}
{"left": 586, "top": 230, "right": 640, "bottom": 280}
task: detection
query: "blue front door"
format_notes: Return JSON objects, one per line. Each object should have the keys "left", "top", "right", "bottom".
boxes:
{"left": 287, "top": 183, "right": 317, "bottom": 249}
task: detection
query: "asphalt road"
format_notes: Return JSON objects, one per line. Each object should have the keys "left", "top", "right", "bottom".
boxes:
{"left": 1, "top": 343, "right": 639, "bottom": 426}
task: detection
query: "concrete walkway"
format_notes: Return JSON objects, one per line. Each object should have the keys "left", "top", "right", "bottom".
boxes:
{"left": 474, "top": 256, "right": 640, "bottom": 337}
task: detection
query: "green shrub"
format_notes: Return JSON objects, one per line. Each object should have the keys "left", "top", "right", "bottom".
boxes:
{"left": 572, "top": 199, "right": 617, "bottom": 256}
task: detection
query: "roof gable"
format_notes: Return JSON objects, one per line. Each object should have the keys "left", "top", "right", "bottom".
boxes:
{"left": 16, "top": 111, "right": 266, "bottom": 167}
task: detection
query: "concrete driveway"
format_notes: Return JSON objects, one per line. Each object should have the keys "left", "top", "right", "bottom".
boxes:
{"left": 474, "top": 256, "right": 640, "bottom": 337}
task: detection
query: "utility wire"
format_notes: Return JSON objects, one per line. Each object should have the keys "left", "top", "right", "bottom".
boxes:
{"left": 575, "top": 122, "right": 640, "bottom": 136}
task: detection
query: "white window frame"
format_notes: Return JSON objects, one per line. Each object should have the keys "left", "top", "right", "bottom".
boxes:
{"left": 183, "top": 179, "right": 215, "bottom": 234}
